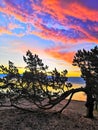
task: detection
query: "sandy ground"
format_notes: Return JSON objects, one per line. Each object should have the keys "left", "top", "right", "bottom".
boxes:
{"left": 0, "top": 100, "right": 98, "bottom": 130}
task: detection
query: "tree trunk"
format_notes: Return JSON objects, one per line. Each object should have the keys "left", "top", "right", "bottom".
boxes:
{"left": 86, "top": 105, "right": 94, "bottom": 118}
{"left": 85, "top": 93, "right": 95, "bottom": 118}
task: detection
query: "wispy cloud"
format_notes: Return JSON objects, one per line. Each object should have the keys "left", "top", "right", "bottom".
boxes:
{"left": 0, "top": 26, "right": 12, "bottom": 35}
{"left": 0, "top": 0, "right": 98, "bottom": 43}
{"left": 0, "top": 0, "right": 98, "bottom": 64}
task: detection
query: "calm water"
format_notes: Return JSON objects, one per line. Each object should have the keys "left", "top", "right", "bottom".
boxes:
{"left": 0, "top": 74, "right": 85, "bottom": 83}
{"left": 0, "top": 74, "right": 7, "bottom": 78}
{"left": 0, "top": 74, "right": 86, "bottom": 101}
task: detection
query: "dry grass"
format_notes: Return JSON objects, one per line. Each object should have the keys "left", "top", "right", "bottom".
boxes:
{"left": 0, "top": 100, "right": 98, "bottom": 130}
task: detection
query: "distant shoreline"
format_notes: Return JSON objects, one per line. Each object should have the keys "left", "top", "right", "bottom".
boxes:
{"left": 0, "top": 74, "right": 85, "bottom": 84}
{"left": 0, "top": 74, "right": 86, "bottom": 101}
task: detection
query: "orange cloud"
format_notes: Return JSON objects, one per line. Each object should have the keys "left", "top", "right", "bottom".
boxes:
{"left": 31, "top": 0, "right": 98, "bottom": 44}
{"left": 41, "top": 0, "right": 98, "bottom": 22}
{"left": 0, "top": 26, "right": 12, "bottom": 35}
{"left": 0, "top": 0, "right": 98, "bottom": 44}
{"left": 45, "top": 47, "right": 75, "bottom": 63}
{"left": 0, "top": 1, "right": 32, "bottom": 23}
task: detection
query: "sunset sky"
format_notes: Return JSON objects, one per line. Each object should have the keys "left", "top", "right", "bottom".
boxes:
{"left": 0, "top": 0, "right": 98, "bottom": 76}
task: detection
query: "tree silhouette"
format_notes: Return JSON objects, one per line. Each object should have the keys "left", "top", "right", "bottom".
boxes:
{"left": 0, "top": 48, "right": 98, "bottom": 118}
{"left": 73, "top": 46, "right": 98, "bottom": 118}
{"left": 21, "top": 50, "right": 73, "bottom": 109}
{"left": 0, "top": 51, "right": 72, "bottom": 110}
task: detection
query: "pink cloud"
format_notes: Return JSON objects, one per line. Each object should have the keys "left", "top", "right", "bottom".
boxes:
{"left": 69, "top": 25, "right": 98, "bottom": 43}
{"left": 0, "top": 26, "right": 12, "bottom": 35}
{"left": 8, "top": 23, "right": 24, "bottom": 30}
{"left": 29, "top": 0, "right": 98, "bottom": 44}
{"left": 0, "top": 0, "right": 98, "bottom": 44}
{"left": 41, "top": 0, "right": 98, "bottom": 22}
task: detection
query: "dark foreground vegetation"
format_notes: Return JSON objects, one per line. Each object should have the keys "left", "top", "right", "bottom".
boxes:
{"left": 0, "top": 46, "right": 98, "bottom": 119}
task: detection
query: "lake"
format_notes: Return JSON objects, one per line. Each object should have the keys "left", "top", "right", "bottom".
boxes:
{"left": 0, "top": 74, "right": 86, "bottom": 101}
